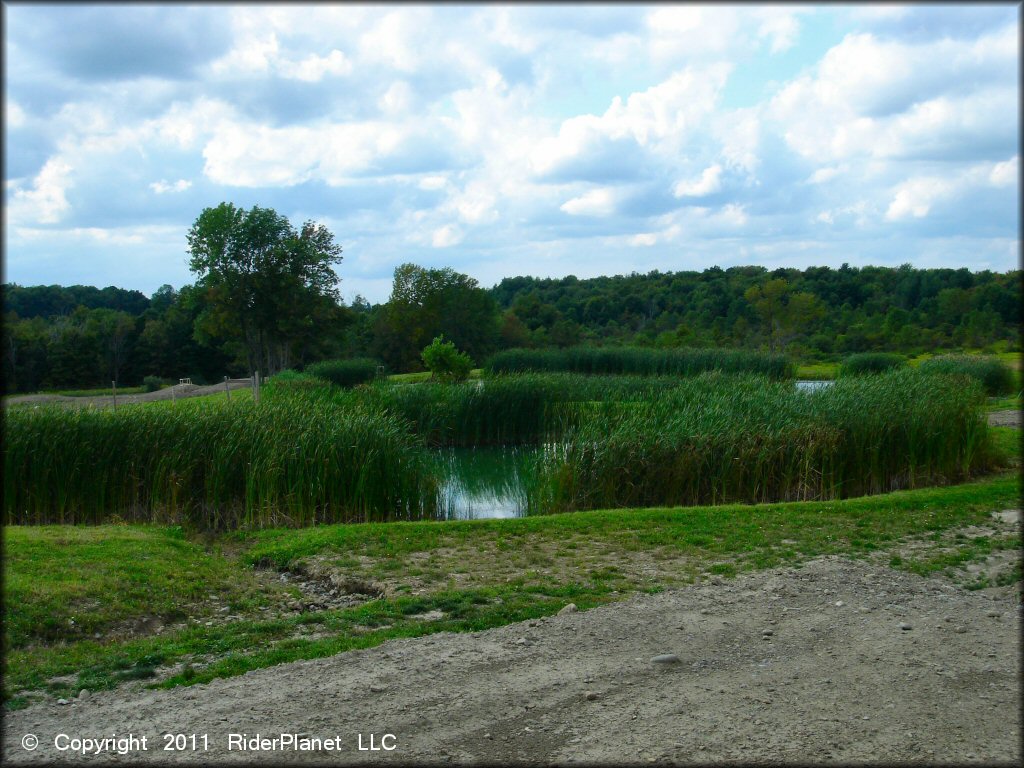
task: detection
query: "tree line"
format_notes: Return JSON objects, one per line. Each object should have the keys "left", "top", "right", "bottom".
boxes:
{"left": 2, "top": 203, "right": 1020, "bottom": 393}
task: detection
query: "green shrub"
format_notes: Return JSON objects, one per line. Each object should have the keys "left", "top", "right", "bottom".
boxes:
{"left": 305, "top": 358, "right": 381, "bottom": 388}
{"left": 839, "top": 352, "right": 907, "bottom": 377}
{"left": 485, "top": 346, "right": 794, "bottom": 379}
{"left": 918, "top": 355, "right": 1016, "bottom": 396}
{"left": 421, "top": 336, "right": 473, "bottom": 382}
{"left": 267, "top": 370, "right": 323, "bottom": 390}
{"left": 142, "top": 376, "right": 164, "bottom": 393}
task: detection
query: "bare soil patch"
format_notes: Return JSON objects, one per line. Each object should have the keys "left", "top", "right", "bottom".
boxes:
{"left": 5, "top": 555, "right": 1019, "bottom": 765}
{"left": 989, "top": 409, "right": 1021, "bottom": 428}
{"left": 4, "top": 382, "right": 251, "bottom": 409}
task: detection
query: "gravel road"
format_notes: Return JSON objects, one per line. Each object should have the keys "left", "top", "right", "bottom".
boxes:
{"left": 4, "top": 556, "right": 1019, "bottom": 766}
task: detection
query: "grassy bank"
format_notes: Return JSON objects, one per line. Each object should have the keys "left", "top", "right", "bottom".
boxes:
{"left": 4, "top": 452, "right": 1019, "bottom": 708}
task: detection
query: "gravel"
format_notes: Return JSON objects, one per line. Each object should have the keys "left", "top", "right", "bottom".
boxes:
{"left": 4, "top": 555, "right": 1019, "bottom": 765}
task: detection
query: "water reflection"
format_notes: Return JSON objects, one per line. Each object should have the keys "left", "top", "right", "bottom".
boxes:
{"left": 795, "top": 380, "right": 833, "bottom": 391}
{"left": 434, "top": 446, "right": 538, "bottom": 520}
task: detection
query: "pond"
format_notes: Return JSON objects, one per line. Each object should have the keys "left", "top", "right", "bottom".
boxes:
{"left": 796, "top": 380, "right": 833, "bottom": 391}
{"left": 433, "top": 446, "right": 538, "bottom": 520}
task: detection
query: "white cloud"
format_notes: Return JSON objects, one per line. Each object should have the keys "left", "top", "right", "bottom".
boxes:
{"left": 149, "top": 179, "right": 192, "bottom": 194}
{"left": 768, "top": 27, "right": 1018, "bottom": 164}
{"left": 201, "top": 120, "right": 420, "bottom": 187}
{"left": 560, "top": 188, "right": 617, "bottom": 217}
{"left": 988, "top": 155, "right": 1018, "bottom": 188}
{"left": 808, "top": 167, "right": 842, "bottom": 184}
{"left": 378, "top": 81, "right": 412, "bottom": 114}
{"left": 885, "top": 158, "right": 1018, "bottom": 222}
{"left": 629, "top": 233, "right": 657, "bottom": 246}
{"left": 8, "top": 159, "right": 74, "bottom": 224}
{"left": 645, "top": 6, "right": 739, "bottom": 61}
{"left": 674, "top": 164, "right": 722, "bottom": 197}
{"left": 717, "top": 203, "right": 748, "bottom": 227}
{"left": 885, "top": 177, "right": 955, "bottom": 220}
{"left": 756, "top": 9, "right": 802, "bottom": 54}
{"left": 358, "top": 10, "right": 425, "bottom": 72}
{"left": 418, "top": 175, "right": 448, "bottom": 191}
{"left": 532, "top": 66, "right": 729, "bottom": 178}
{"left": 431, "top": 224, "right": 463, "bottom": 247}
{"left": 7, "top": 100, "right": 27, "bottom": 128}
{"left": 278, "top": 49, "right": 353, "bottom": 81}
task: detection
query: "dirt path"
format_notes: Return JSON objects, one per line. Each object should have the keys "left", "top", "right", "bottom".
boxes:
{"left": 4, "top": 556, "right": 1019, "bottom": 765}
{"left": 3, "top": 382, "right": 252, "bottom": 409}
{"left": 989, "top": 409, "right": 1021, "bottom": 428}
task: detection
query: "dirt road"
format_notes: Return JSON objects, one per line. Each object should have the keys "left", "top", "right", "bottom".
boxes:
{"left": 3, "top": 382, "right": 252, "bottom": 409}
{"left": 4, "top": 556, "right": 1019, "bottom": 765}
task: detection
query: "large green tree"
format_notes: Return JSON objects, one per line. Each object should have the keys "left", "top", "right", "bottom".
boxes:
{"left": 186, "top": 203, "right": 345, "bottom": 375}
{"left": 373, "top": 264, "right": 499, "bottom": 372}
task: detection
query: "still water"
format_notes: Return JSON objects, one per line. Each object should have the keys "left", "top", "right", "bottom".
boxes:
{"left": 435, "top": 380, "right": 834, "bottom": 520}
{"left": 434, "top": 447, "right": 538, "bottom": 520}
{"left": 795, "top": 380, "right": 833, "bottom": 391}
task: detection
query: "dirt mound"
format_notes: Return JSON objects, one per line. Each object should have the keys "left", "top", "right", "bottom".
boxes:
{"left": 4, "top": 556, "right": 1019, "bottom": 765}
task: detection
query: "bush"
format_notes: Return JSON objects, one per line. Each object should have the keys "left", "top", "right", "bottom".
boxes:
{"left": 267, "top": 369, "right": 323, "bottom": 390}
{"left": 142, "top": 376, "right": 164, "bottom": 393}
{"left": 421, "top": 336, "right": 473, "bottom": 382}
{"left": 839, "top": 352, "right": 907, "bottom": 377}
{"left": 305, "top": 358, "right": 381, "bottom": 388}
{"left": 918, "top": 355, "right": 1016, "bottom": 396}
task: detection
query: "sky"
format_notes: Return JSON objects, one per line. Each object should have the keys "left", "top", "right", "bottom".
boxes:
{"left": 3, "top": 3, "right": 1020, "bottom": 305}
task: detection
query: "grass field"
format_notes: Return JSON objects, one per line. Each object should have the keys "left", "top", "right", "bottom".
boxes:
{"left": 4, "top": 428, "right": 1019, "bottom": 709}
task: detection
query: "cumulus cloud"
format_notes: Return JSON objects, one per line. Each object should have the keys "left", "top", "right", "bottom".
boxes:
{"left": 8, "top": 158, "right": 74, "bottom": 224}
{"left": 149, "top": 179, "right": 192, "bottom": 194}
{"left": 3, "top": 5, "right": 1018, "bottom": 299}
{"left": 560, "top": 188, "right": 617, "bottom": 217}
{"left": 431, "top": 224, "right": 463, "bottom": 248}
{"left": 674, "top": 165, "right": 723, "bottom": 197}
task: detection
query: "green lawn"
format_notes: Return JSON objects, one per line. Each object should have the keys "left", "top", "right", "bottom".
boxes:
{"left": 4, "top": 427, "right": 1019, "bottom": 709}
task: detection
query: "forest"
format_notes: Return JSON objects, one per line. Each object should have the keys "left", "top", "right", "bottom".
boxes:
{"left": 3, "top": 262, "right": 1019, "bottom": 394}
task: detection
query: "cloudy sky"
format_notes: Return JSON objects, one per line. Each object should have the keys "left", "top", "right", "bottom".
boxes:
{"left": 4, "top": 3, "right": 1019, "bottom": 304}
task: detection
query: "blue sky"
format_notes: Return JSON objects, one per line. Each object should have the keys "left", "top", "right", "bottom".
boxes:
{"left": 4, "top": 3, "right": 1019, "bottom": 304}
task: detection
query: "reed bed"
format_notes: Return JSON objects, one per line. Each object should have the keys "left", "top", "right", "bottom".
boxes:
{"left": 485, "top": 346, "right": 795, "bottom": 379}
{"left": 917, "top": 355, "right": 1016, "bottom": 396}
{"left": 305, "top": 357, "right": 381, "bottom": 388}
{"left": 357, "top": 373, "right": 697, "bottom": 447}
{"left": 531, "top": 369, "right": 998, "bottom": 513}
{"left": 4, "top": 389, "right": 437, "bottom": 529}
{"left": 839, "top": 352, "right": 908, "bottom": 377}
{"left": 6, "top": 368, "right": 999, "bottom": 528}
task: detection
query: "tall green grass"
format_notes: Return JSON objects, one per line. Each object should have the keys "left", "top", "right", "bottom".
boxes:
{"left": 358, "top": 373, "right": 699, "bottom": 447}
{"left": 485, "top": 346, "right": 794, "bottom": 379}
{"left": 839, "top": 352, "right": 907, "bottom": 377}
{"left": 4, "top": 389, "right": 437, "bottom": 529}
{"left": 917, "top": 355, "right": 1016, "bottom": 396}
{"left": 6, "top": 369, "right": 1000, "bottom": 528}
{"left": 305, "top": 358, "right": 381, "bottom": 388}
{"left": 532, "top": 369, "right": 999, "bottom": 513}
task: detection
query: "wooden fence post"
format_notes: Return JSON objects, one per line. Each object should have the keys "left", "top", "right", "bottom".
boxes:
{"left": 225, "top": 375, "right": 231, "bottom": 401}
{"left": 112, "top": 380, "right": 117, "bottom": 410}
